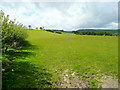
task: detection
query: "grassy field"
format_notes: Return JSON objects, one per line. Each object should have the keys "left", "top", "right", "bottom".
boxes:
{"left": 3, "top": 30, "right": 118, "bottom": 88}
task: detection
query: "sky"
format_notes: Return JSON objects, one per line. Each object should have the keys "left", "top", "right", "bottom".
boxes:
{"left": 0, "top": 1, "right": 118, "bottom": 30}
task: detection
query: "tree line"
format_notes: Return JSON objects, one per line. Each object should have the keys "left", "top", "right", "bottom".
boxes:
{"left": 45, "top": 29, "right": 63, "bottom": 34}
{"left": 72, "top": 31, "right": 118, "bottom": 36}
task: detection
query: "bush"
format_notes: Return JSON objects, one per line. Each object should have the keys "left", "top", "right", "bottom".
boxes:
{"left": 45, "top": 29, "right": 62, "bottom": 34}
{"left": 55, "top": 31, "right": 62, "bottom": 34}
{"left": 46, "top": 29, "right": 55, "bottom": 33}
{"left": 0, "top": 10, "right": 28, "bottom": 52}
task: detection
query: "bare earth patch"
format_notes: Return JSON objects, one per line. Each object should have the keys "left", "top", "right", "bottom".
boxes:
{"left": 57, "top": 69, "right": 89, "bottom": 88}
{"left": 55, "top": 69, "right": 118, "bottom": 88}
{"left": 99, "top": 75, "right": 118, "bottom": 88}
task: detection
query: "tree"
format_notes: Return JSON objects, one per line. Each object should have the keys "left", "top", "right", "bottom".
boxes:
{"left": 28, "top": 25, "right": 31, "bottom": 29}
{"left": 0, "top": 11, "right": 28, "bottom": 52}
{"left": 40, "top": 27, "right": 43, "bottom": 30}
{"left": 40, "top": 26, "right": 44, "bottom": 30}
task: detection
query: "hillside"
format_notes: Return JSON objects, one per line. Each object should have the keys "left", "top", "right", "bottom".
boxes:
{"left": 3, "top": 30, "right": 118, "bottom": 88}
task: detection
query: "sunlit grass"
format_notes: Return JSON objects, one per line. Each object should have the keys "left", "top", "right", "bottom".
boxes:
{"left": 26, "top": 30, "right": 118, "bottom": 77}
{"left": 3, "top": 30, "right": 118, "bottom": 88}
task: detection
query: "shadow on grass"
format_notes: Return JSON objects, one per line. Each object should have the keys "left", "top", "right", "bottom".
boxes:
{"left": 2, "top": 61, "right": 53, "bottom": 89}
{"left": 19, "top": 40, "right": 38, "bottom": 50}
{"left": 3, "top": 50, "right": 35, "bottom": 61}
{"left": 3, "top": 40, "right": 38, "bottom": 61}
{"left": 2, "top": 40, "right": 55, "bottom": 88}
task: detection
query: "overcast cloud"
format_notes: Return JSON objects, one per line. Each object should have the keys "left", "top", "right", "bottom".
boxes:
{"left": 0, "top": 2, "right": 118, "bottom": 30}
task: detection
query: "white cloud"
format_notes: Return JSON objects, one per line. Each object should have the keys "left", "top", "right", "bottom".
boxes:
{"left": 0, "top": 2, "right": 118, "bottom": 30}
{"left": 0, "top": 0, "right": 119, "bottom": 2}
{"left": 105, "top": 22, "right": 118, "bottom": 29}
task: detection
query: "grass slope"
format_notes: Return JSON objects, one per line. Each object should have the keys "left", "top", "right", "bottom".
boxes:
{"left": 27, "top": 30, "right": 118, "bottom": 75}
{"left": 3, "top": 30, "right": 118, "bottom": 88}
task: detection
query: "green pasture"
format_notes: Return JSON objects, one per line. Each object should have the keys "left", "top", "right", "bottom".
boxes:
{"left": 3, "top": 30, "right": 118, "bottom": 88}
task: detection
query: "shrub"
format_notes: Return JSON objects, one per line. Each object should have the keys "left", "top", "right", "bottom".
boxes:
{"left": 55, "top": 31, "right": 62, "bottom": 34}
{"left": 46, "top": 29, "right": 55, "bottom": 33}
{"left": 0, "top": 10, "right": 28, "bottom": 52}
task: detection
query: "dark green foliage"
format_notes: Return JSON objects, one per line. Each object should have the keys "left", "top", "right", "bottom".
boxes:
{"left": 28, "top": 25, "right": 31, "bottom": 29}
{"left": 2, "top": 40, "right": 38, "bottom": 61}
{"left": 55, "top": 31, "right": 62, "bottom": 34}
{"left": 2, "top": 61, "right": 53, "bottom": 88}
{"left": 0, "top": 11, "right": 28, "bottom": 52}
{"left": 72, "top": 30, "right": 116, "bottom": 36}
{"left": 45, "top": 29, "right": 55, "bottom": 33}
{"left": 45, "top": 29, "right": 62, "bottom": 34}
{"left": 1, "top": 11, "right": 55, "bottom": 89}
{"left": 2, "top": 42, "right": 54, "bottom": 88}
{"left": 77, "top": 29, "right": 118, "bottom": 33}
{"left": 40, "top": 26, "right": 44, "bottom": 30}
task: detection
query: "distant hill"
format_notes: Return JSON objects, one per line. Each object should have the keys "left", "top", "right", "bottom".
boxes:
{"left": 43, "top": 29, "right": 118, "bottom": 33}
